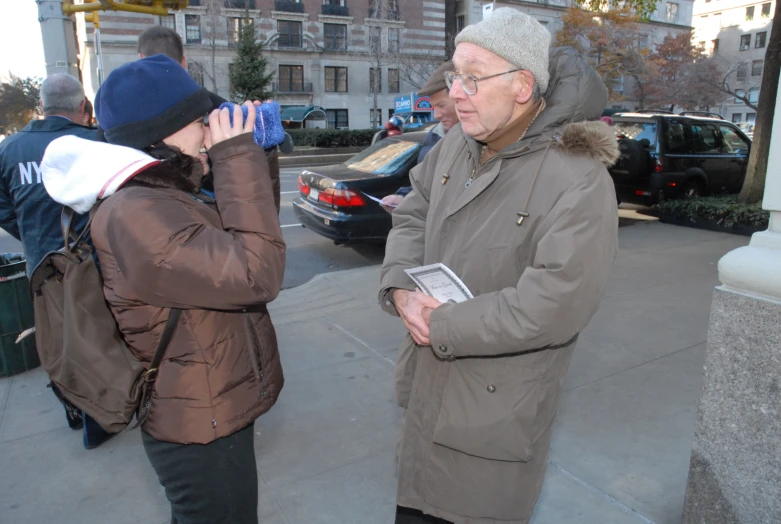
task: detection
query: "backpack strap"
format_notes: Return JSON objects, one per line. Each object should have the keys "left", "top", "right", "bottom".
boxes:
{"left": 61, "top": 203, "right": 102, "bottom": 251}
{"left": 134, "top": 308, "right": 182, "bottom": 428}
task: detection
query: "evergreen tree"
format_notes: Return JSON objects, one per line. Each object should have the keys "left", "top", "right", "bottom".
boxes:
{"left": 229, "top": 14, "right": 274, "bottom": 102}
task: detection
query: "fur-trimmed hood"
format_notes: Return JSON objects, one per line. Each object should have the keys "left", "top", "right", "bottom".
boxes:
{"left": 555, "top": 121, "right": 620, "bottom": 166}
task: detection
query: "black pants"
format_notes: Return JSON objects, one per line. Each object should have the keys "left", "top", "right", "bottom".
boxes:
{"left": 141, "top": 423, "right": 258, "bottom": 524}
{"left": 396, "top": 506, "right": 454, "bottom": 524}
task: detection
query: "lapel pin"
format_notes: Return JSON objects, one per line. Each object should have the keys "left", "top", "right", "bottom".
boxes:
{"left": 441, "top": 173, "right": 450, "bottom": 185}
{"left": 516, "top": 212, "right": 529, "bottom": 226}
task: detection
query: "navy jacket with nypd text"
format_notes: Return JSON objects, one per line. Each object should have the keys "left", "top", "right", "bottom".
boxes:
{"left": 0, "top": 117, "right": 96, "bottom": 274}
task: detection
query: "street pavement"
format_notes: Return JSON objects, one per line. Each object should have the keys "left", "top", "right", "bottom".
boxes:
{"left": 0, "top": 218, "right": 749, "bottom": 524}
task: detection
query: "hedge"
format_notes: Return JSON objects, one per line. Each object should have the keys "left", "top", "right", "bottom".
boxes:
{"left": 656, "top": 195, "right": 769, "bottom": 228}
{"left": 287, "top": 128, "right": 377, "bottom": 148}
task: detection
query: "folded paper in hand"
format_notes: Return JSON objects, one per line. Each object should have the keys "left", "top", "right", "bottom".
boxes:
{"left": 405, "top": 263, "right": 473, "bottom": 304}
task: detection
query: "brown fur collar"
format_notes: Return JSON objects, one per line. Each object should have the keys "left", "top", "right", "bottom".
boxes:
{"left": 554, "top": 121, "right": 620, "bottom": 166}
{"left": 122, "top": 153, "right": 204, "bottom": 194}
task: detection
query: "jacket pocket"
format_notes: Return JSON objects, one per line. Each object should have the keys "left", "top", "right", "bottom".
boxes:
{"left": 432, "top": 357, "right": 542, "bottom": 462}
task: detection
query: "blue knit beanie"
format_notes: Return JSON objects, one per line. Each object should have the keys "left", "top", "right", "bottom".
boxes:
{"left": 95, "top": 54, "right": 212, "bottom": 149}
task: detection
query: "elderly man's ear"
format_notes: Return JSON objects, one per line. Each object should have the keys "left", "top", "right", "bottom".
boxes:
{"left": 514, "top": 70, "right": 537, "bottom": 105}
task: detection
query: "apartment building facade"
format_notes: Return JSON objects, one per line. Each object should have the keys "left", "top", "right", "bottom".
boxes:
{"left": 455, "top": 0, "right": 696, "bottom": 109}
{"left": 75, "top": 0, "right": 447, "bottom": 129}
{"left": 692, "top": 0, "right": 774, "bottom": 126}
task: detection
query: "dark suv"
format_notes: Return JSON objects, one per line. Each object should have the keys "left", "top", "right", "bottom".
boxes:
{"left": 608, "top": 111, "right": 752, "bottom": 205}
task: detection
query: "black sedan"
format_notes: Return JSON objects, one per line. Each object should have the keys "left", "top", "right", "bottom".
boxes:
{"left": 292, "top": 131, "right": 426, "bottom": 244}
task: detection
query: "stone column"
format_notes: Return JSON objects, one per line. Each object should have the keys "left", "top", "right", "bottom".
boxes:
{"left": 682, "top": 88, "right": 781, "bottom": 522}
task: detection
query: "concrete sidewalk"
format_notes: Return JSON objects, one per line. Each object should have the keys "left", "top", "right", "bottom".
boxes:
{"left": 0, "top": 221, "right": 748, "bottom": 524}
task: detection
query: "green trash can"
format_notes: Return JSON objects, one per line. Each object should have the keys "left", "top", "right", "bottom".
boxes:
{"left": 0, "top": 254, "right": 40, "bottom": 377}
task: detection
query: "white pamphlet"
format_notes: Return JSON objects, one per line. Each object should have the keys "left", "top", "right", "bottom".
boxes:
{"left": 404, "top": 263, "right": 474, "bottom": 304}
{"left": 364, "top": 193, "right": 398, "bottom": 208}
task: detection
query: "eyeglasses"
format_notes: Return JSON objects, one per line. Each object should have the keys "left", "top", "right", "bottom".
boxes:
{"left": 444, "top": 69, "right": 523, "bottom": 96}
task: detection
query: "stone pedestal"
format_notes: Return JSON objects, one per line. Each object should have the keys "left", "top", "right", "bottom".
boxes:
{"left": 682, "top": 289, "right": 781, "bottom": 524}
{"left": 682, "top": 79, "right": 781, "bottom": 523}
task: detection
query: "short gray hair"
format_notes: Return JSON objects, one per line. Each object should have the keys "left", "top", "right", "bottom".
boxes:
{"left": 41, "top": 74, "right": 85, "bottom": 114}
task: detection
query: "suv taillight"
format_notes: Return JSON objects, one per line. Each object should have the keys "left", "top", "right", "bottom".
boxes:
{"left": 654, "top": 157, "right": 664, "bottom": 173}
{"left": 297, "top": 175, "right": 310, "bottom": 196}
{"left": 319, "top": 188, "right": 366, "bottom": 208}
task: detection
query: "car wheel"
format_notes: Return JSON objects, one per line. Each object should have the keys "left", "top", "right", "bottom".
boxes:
{"left": 681, "top": 180, "right": 704, "bottom": 199}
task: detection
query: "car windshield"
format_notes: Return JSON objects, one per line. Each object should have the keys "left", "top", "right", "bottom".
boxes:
{"left": 345, "top": 139, "right": 421, "bottom": 175}
{"left": 614, "top": 121, "right": 657, "bottom": 149}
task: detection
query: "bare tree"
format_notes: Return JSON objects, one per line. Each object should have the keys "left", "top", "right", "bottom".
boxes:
{"left": 202, "top": 0, "right": 223, "bottom": 93}
{"left": 391, "top": 53, "right": 440, "bottom": 90}
{"left": 364, "top": 0, "right": 399, "bottom": 127}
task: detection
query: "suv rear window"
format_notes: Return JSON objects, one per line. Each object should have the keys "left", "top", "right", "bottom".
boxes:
{"left": 614, "top": 121, "right": 657, "bottom": 149}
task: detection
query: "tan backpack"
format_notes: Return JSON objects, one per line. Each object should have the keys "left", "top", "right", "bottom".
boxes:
{"left": 28, "top": 206, "right": 180, "bottom": 433}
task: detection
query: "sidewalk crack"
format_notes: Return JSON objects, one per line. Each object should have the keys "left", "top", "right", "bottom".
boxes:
{"left": 324, "top": 317, "right": 396, "bottom": 367}
{"left": 548, "top": 460, "right": 657, "bottom": 524}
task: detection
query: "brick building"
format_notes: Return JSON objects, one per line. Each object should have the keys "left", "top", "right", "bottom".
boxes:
{"left": 75, "top": 0, "right": 447, "bottom": 129}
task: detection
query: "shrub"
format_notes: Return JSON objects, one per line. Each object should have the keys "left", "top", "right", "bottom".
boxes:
{"left": 287, "top": 128, "right": 376, "bottom": 148}
{"left": 656, "top": 195, "right": 769, "bottom": 228}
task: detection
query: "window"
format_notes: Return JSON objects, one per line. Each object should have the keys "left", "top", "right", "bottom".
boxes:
{"left": 756, "top": 31, "right": 767, "bottom": 48}
{"left": 388, "top": 28, "right": 400, "bottom": 52}
{"left": 326, "top": 109, "right": 349, "bottom": 129}
{"left": 752, "top": 60, "right": 764, "bottom": 76}
{"left": 388, "top": 108, "right": 395, "bottom": 120}
{"left": 720, "top": 125, "right": 750, "bottom": 153}
{"left": 612, "top": 75, "right": 624, "bottom": 93}
{"left": 762, "top": 2, "right": 772, "bottom": 17}
{"left": 740, "top": 34, "right": 751, "bottom": 51}
{"left": 712, "top": 39, "right": 720, "bottom": 53}
{"left": 187, "top": 61, "right": 204, "bottom": 86}
{"left": 699, "top": 40, "right": 706, "bottom": 48}
{"left": 324, "top": 66, "right": 348, "bottom": 92}
{"left": 746, "top": 6, "right": 755, "bottom": 20}
{"left": 691, "top": 125, "right": 721, "bottom": 154}
{"left": 368, "top": 26, "right": 381, "bottom": 51}
{"left": 278, "top": 20, "right": 303, "bottom": 48}
{"left": 746, "top": 112, "right": 757, "bottom": 124}
{"left": 370, "top": 108, "right": 382, "bottom": 128}
{"left": 160, "top": 14, "right": 176, "bottom": 30}
{"left": 639, "top": 35, "right": 649, "bottom": 48}
{"left": 748, "top": 87, "right": 759, "bottom": 104}
{"left": 229, "top": 17, "right": 252, "bottom": 45}
{"left": 666, "top": 2, "right": 679, "bottom": 23}
{"left": 324, "top": 24, "right": 347, "bottom": 50}
{"left": 388, "top": 68, "right": 400, "bottom": 93}
{"left": 345, "top": 139, "right": 423, "bottom": 175}
{"left": 278, "top": 65, "right": 304, "bottom": 92}
{"left": 370, "top": 68, "right": 382, "bottom": 93}
{"left": 737, "top": 62, "right": 747, "bottom": 80}
{"left": 731, "top": 113, "right": 742, "bottom": 123}
{"left": 735, "top": 88, "right": 745, "bottom": 103}
{"left": 185, "top": 15, "right": 201, "bottom": 44}
{"left": 665, "top": 121, "right": 691, "bottom": 154}
{"left": 456, "top": 15, "right": 465, "bottom": 33}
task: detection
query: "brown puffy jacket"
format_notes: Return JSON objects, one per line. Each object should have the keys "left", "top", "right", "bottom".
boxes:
{"left": 91, "top": 134, "right": 286, "bottom": 445}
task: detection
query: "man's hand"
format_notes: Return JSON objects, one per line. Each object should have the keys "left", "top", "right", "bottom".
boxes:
{"left": 392, "top": 289, "right": 443, "bottom": 346}
{"left": 381, "top": 194, "right": 404, "bottom": 213}
{"left": 205, "top": 101, "right": 255, "bottom": 149}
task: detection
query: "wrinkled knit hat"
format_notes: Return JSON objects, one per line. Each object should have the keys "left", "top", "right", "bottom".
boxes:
{"left": 454, "top": 8, "right": 551, "bottom": 93}
{"left": 95, "top": 54, "right": 212, "bottom": 149}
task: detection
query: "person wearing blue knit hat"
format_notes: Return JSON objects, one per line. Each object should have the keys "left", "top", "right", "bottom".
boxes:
{"left": 42, "top": 54, "right": 286, "bottom": 524}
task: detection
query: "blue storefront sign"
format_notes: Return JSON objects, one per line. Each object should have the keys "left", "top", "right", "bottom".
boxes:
{"left": 394, "top": 93, "right": 433, "bottom": 113}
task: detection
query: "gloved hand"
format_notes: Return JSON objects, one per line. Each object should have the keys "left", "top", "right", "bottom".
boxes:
{"left": 218, "top": 100, "right": 285, "bottom": 149}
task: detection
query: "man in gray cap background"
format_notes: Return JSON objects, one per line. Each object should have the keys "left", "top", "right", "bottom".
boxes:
{"left": 380, "top": 61, "right": 457, "bottom": 212}
{"left": 380, "top": 8, "right": 620, "bottom": 524}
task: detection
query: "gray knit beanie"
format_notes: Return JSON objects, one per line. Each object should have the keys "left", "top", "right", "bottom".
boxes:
{"left": 454, "top": 8, "right": 551, "bottom": 93}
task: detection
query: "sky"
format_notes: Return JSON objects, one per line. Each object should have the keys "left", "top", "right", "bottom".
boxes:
{"left": 0, "top": 0, "right": 47, "bottom": 80}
